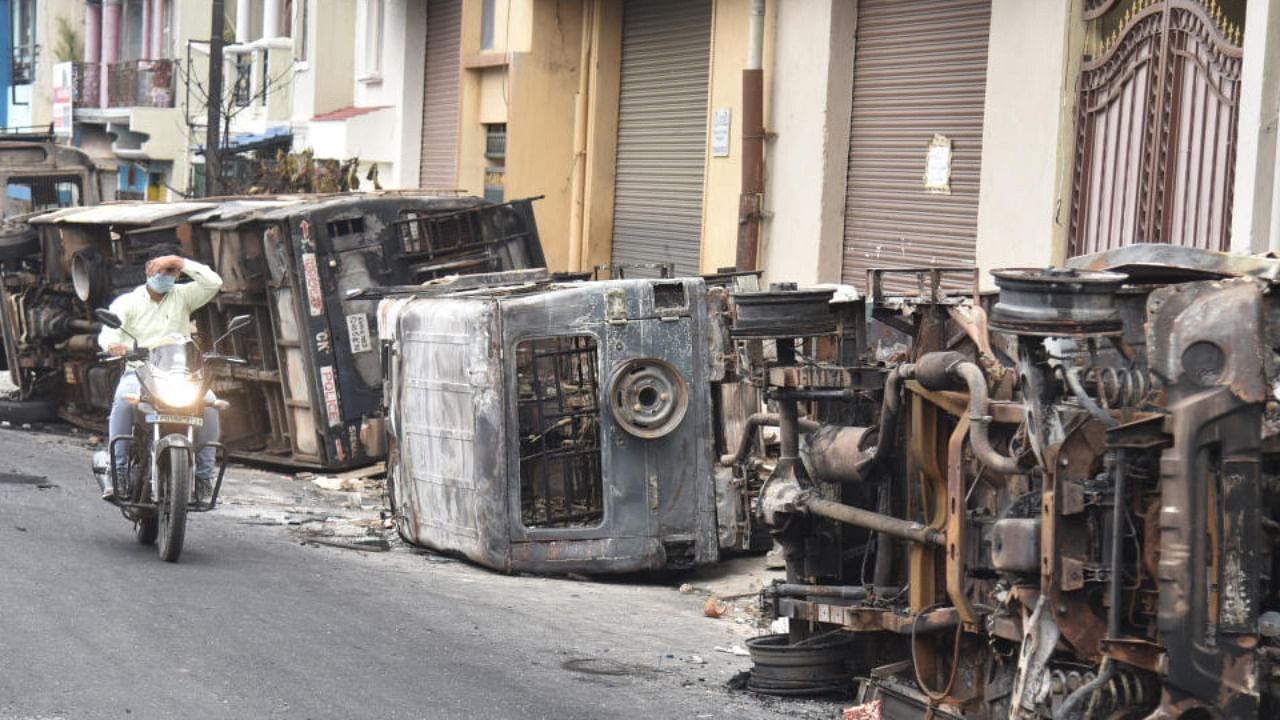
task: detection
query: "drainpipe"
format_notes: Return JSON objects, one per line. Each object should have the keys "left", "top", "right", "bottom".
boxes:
{"left": 151, "top": 0, "right": 165, "bottom": 59}
{"left": 567, "top": 0, "right": 597, "bottom": 273}
{"left": 735, "top": 0, "right": 766, "bottom": 272}
{"left": 101, "top": 0, "right": 122, "bottom": 108}
{"left": 141, "top": 0, "right": 151, "bottom": 58}
{"left": 86, "top": 2, "right": 102, "bottom": 66}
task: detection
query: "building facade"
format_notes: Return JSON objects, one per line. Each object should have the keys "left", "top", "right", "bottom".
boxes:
{"left": 399, "top": 0, "right": 1280, "bottom": 289}
{"left": 9, "top": 0, "right": 1277, "bottom": 289}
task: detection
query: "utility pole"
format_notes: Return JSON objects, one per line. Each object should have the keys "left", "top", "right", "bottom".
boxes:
{"left": 205, "top": 0, "right": 225, "bottom": 196}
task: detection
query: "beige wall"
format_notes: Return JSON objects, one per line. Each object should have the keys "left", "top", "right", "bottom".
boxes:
{"left": 579, "top": 1, "right": 622, "bottom": 273}
{"left": 32, "top": 0, "right": 86, "bottom": 128}
{"left": 505, "top": 0, "right": 587, "bottom": 272}
{"left": 973, "top": 0, "right": 1081, "bottom": 289}
{"left": 699, "top": 0, "right": 776, "bottom": 274}
{"left": 456, "top": 0, "right": 491, "bottom": 198}
{"left": 309, "top": 0, "right": 357, "bottom": 117}
{"left": 454, "top": 0, "right": 596, "bottom": 272}
{"left": 760, "top": 0, "right": 853, "bottom": 286}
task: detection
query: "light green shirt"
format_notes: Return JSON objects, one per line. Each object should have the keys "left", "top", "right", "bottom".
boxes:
{"left": 97, "top": 259, "right": 223, "bottom": 351}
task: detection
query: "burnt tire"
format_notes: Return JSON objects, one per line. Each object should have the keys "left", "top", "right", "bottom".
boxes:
{"left": 0, "top": 228, "right": 38, "bottom": 261}
{"left": 157, "top": 446, "right": 190, "bottom": 563}
{"left": 0, "top": 397, "right": 59, "bottom": 424}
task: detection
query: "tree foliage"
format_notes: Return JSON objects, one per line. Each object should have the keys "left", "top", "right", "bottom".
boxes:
{"left": 53, "top": 16, "right": 83, "bottom": 63}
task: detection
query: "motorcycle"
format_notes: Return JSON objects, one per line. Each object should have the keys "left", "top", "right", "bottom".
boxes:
{"left": 91, "top": 310, "right": 253, "bottom": 562}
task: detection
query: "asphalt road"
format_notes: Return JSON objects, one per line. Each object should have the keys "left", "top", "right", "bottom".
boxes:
{"left": 0, "top": 425, "right": 844, "bottom": 720}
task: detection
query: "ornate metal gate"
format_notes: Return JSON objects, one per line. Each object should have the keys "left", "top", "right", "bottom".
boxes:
{"left": 1068, "top": 0, "right": 1244, "bottom": 257}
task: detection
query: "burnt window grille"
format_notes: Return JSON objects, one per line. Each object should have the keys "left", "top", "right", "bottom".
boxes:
{"left": 393, "top": 208, "right": 488, "bottom": 281}
{"left": 4, "top": 176, "right": 81, "bottom": 216}
{"left": 516, "top": 335, "right": 603, "bottom": 529}
{"left": 327, "top": 216, "right": 365, "bottom": 238}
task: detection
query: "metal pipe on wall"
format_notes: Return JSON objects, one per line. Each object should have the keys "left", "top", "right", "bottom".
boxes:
{"left": 567, "top": 0, "right": 597, "bottom": 273}
{"left": 735, "top": 0, "right": 766, "bottom": 272}
{"left": 141, "top": 0, "right": 152, "bottom": 59}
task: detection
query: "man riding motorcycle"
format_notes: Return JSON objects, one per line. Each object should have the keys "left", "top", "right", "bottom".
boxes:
{"left": 97, "top": 245, "right": 223, "bottom": 501}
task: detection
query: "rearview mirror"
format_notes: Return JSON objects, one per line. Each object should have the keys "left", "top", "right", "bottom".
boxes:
{"left": 228, "top": 314, "right": 254, "bottom": 333}
{"left": 95, "top": 309, "right": 122, "bottom": 329}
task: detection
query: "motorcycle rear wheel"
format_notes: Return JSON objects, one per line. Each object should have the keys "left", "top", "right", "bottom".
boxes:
{"left": 157, "top": 446, "right": 190, "bottom": 563}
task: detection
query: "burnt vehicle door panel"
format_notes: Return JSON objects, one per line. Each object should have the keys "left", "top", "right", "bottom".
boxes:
{"left": 382, "top": 295, "right": 510, "bottom": 568}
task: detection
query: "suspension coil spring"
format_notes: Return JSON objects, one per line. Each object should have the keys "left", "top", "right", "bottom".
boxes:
{"left": 1056, "top": 366, "right": 1151, "bottom": 408}
{"left": 1094, "top": 668, "right": 1156, "bottom": 715}
{"left": 1049, "top": 667, "right": 1155, "bottom": 715}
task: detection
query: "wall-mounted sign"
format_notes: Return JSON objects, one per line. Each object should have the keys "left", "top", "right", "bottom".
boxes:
{"left": 711, "top": 108, "right": 731, "bottom": 158}
{"left": 924, "top": 134, "right": 953, "bottom": 194}
{"left": 52, "top": 62, "right": 74, "bottom": 137}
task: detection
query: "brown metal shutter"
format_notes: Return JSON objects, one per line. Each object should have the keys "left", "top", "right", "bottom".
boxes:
{"left": 842, "top": 0, "right": 991, "bottom": 291}
{"left": 609, "top": 0, "right": 712, "bottom": 277}
{"left": 419, "top": 0, "right": 462, "bottom": 189}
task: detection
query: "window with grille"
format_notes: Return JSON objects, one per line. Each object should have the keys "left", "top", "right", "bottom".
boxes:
{"left": 4, "top": 176, "right": 81, "bottom": 216}
{"left": 516, "top": 335, "right": 603, "bottom": 529}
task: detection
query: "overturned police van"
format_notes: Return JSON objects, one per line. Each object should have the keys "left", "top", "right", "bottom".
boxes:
{"left": 0, "top": 193, "right": 544, "bottom": 469}
{"left": 375, "top": 273, "right": 725, "bottom": 574}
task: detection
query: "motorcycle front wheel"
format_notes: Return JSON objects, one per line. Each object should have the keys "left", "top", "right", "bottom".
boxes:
{"left": 135, "top": 516, "right": 158, "bottom": 546}
{"left": 157, "top": 446, "right": 190, "bottom": 562}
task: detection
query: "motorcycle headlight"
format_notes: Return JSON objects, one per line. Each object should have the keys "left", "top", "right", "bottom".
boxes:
{"left": 154, "top": 375, "right": 200, "bottom": 408}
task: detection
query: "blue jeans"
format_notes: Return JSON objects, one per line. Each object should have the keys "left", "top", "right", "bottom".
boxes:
{"left": 109, "top": 370, "right": 220, "bottom": 482}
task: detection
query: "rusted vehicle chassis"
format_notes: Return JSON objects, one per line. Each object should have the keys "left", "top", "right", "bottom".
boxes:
{"left": 0, "top": 194, "right": 543, "bottom": 469}
{"left": 726, "top": 254, "right": 1280, "bottom": 717}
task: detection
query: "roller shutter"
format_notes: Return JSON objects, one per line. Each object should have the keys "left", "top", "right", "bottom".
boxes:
{"left": 419, "top": 0, "right": 462, "bottom": 189}
{"left": 842, "top": 0, "right": 992, "bottom": 291}
{"left": 610, "top": 0, "right": 712, "bottom": 277}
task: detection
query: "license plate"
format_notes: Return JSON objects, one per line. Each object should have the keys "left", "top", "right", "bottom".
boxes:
{"left": 145, "top": 414, "right": 203, "bottom": 427}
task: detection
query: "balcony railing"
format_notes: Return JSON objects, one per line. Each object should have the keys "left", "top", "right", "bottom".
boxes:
{"left": 106, "top": 59, "right": 175, "bottom": 109}
{"left": 72, "top": 62, "right": 101, "bottom": 109}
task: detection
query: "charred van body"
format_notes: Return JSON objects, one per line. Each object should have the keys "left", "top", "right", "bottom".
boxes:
{"left": 377, "top": 275, "right": 720, "bottom": 574}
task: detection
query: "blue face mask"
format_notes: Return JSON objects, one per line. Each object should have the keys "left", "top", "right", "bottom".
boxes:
{"left": 147, "top": 274, "right": 177, "bottom": 294}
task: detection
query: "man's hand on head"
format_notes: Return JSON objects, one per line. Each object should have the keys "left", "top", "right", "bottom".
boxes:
{"left": 145, "top": 255, "right": 186, "bottom": 276}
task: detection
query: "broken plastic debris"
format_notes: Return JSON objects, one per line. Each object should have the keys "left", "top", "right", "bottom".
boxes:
{"left": 843, "top": 700, "right": 883, "bottom": 720}
{"left": 714, "top": 645, "right": 750, "bottom": 657}
{"left": 312, "top": 476, "right": 361, "bottom": 492}
{"left": 703, "top": 596, "right": 728, "bottom": 618}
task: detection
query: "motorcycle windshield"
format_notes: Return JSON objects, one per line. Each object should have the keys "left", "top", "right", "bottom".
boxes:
{"left": 149, "top": 336, "right": 202, "bottom": 376}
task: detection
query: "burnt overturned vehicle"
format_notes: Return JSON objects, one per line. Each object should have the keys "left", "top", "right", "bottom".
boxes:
{"left": 377, "top": 274, "right": 725, "bottom": 574}
{"left": 732, "top": 253, "right": 1280, "bottom": 717}
{"left": 0, "top": 194, "right": 543, "bottom": 469}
